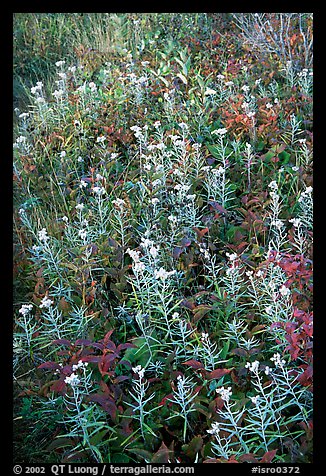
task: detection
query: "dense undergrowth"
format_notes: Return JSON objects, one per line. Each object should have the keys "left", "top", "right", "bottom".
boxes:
{"left": 13, "top": 13, "right": 313, "bottom": 464}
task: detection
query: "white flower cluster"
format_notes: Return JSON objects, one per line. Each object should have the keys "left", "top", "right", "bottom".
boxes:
{"left": 212, "top": 128, "right": 228, "bottom": 136}
{"left": 64, "top": 372, "right": 81, "bottom": 387}
{"left": 19, "top": 304, "right": 33, "bottom": 317}
{"left": 279, "top": 284, "right": 290, "bottom": 297}
{"left": 72, "top": 360, "right": 89, "bottom": 372}
{"left": 298, "top": 186, "right": 313, "bottom": 203}
{"left": 130, "top": 125, "right": 148, "bottom": 141}
{"left": 245, "top": 360, "right": 260, "bottom": 373}
{"left": 140, "top": 238, "right": 159, "bottom": 259}
{"left": 112, "top": 198, "right": 126, "bottom": 210}
{"left": 154, "top": 267, "right": 176, "bottom": 281}
{"left": 207, "top": 421, "right": 220, "bottom": 436}
{"left": 226, "top": 252, "right": 238, "bottom": 262}
{"left": 38, "top": 228, "right": 49, "bottom": 243}
{"left": 39, "top": 296, "right": 54, "bottom": 309}
{"left": 270, "top": 353, "right": 286, "bottom": 368}
{"left": 249, "top": 395, "right": 260, "bottom": 405}
{"left": 132, "top": 365, "right": 145, "bottom": 379}
{"left": 127, "top": 248, "right": 145, "bottom": 273}
{"left": 216, "top": 386, "right": 232, "bottom": 402}
{"left": 92, "top": 186, "right": 106, "bottom": 195}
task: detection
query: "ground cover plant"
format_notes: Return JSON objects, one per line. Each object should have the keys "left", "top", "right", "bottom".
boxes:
{"left": 13, "top": 12, "right": 313, "bottom": 464}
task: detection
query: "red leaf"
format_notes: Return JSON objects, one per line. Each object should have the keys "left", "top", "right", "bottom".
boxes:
{"left": 117, "top": 343, "right": 136, "bottom": 352}
{"left": 113, "top": 375, "right": 130, "bottom": 383}
{"left": 206, "top": 368, "right": 231, "bottom": 380}
{"left": 239, "top": 453, "right": 258, "bottom": 463}
{"left": 183, "top": 360, "right": 205, "bottom": 370}
{"left": 38, "top": 361, "right": 60, "bottom": 370}
{"left": 209, "top": 202, "right": 228, "bottom": 215}
{"left": 52, "top": 339, "right": 71, "bottom": 347}
{"left": 75, "top": 339, "right": 93, "bottom": 346}
{"left": 231, "top": 348, "right": 249, "bottom": 358}
{"left": 180, "top": 237, "right": 192, "bottom": 247}
{"left": 50, "top": 378, "right": 66, "bottom": 394}
{"left": 172, "top": 246, "right": 183, "bottom": 259}
{"left": 193, "top": 226, "right": 209, "bottom": 240}
{"left": 81, "top": 355, "right": 101, "bottom": 363}
{"left": 151, "top": 442, "right": 171, "bottom": 463}
{"left": 261, "top": 450, "right": 277, "bottom": 463}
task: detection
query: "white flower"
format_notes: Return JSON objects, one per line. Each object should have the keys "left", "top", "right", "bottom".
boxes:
{"left": 172, "top": 312, "right": 180, "bottom": 319}
{"left": 207, "top": 421, "right": 220, "bottom": 435}
{"left": 55, "top": 60, "right": 66, "bottom": 67}
{"left": 72, "top": 360, "right": 89, "bottom": 371}
{"left": 245, "top": 360, "right": 260, "bottom": 373}
{"left": 250, "top": 395, "right": 260, "bottom": 405}
{"left": 133, "top": 261, "right": 146, "bottom": 273}
{"left": 53, "top": 89, "right": 64, "bottom": 100}
{"left": 268, "top": 180, "right": 278, "bottom": 191}
{"left": 75, "top": 203, "right": 84, "bottom": 211}
{"left": 92, "top": 186, "right": 106, "bottom": 195}
{"left": 279, "top": 285, "right": 290, "bottom": 297}
{"left": 62, "top": 216, "right": 69, "bottom": 223}
{"left": 151, "top": 197, "right": 159, "bottom": 205}
{"left": 201, "top": 332, "right": 209, "bottom": 341}
{"left": 289, "top": 218, "right": 301, "bottom": 227}
{"left": 255, "top": 78, "right": 262, "bottom": 85}
{"left": 60, "top": 151, "right": 66, "bottom": 158}
{"left": 212, "top": 128, "right": 228, "bottom": 136}
{"left": 64, "top": 372, "right": 81, "bottom": 387}
{"left": 132, "top": 365, "right": 145, "bottom": 379}
{"left": 241, "top": 85, "right": 250, "bottom": 92}
{"left": 78, "top": 229, "right": 87, "bottom": 240}
{"left": 247, "top": 111, "right": 255, "bottom": 118}
{"left": 266, "top": 102, "right": 273, "bottom": 109}
{"left": 38, "top": 228, "right": 49, "bottom": 242}
{"left": 225, "top": 81, "right": 234, "bottom": 86}
{"left": 264, "top": 366, "right": 271, "bottom": 375}
{"left": 216, "top": 386, "right": 232, "bottom": 402}
{"left": 96, "top": 136, "right": 106, "bottom": 143}
{"left": 270, "top": 353, "right": 286, "bottom": 368}
{"left": 205, "top": 88, "right": 217, "bottom": 95}
{"left": 112, "top": 198, "right": 126, "bottom": 209}
{"left": 39, "top": 297, "right": 54, "bottom": 309}
{"left": 149, "top": 246, "right": 159, "bottom": 259}
{"left": 127, "top": 248, "right": 141, "bottom": 263}
{"left": 153, "top": 120, "right": 161, "bottom": 129}
{"left": 19, "top": 304, "right": 33, "bottom": 317}
{"left": 265, "top": 305, "right": 273, "bottom": 315}
{"left": 19, "top": 112, "right": 29, "bottom": 119}
{"left": 178, "top": 122, "right": 188, "bottom": 130}
{"left": 226, "top": 252, "right": 237, "bottom": 262}
{"left": 89, "top": 82, "right": 97, "bottom": 91}
{"left": 154, "top": 267, "right": 176, "bottom": 280}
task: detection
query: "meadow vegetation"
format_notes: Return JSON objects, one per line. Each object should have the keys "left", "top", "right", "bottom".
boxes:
{"left": 13, "top": 13, "right": 313, "bottom": 464}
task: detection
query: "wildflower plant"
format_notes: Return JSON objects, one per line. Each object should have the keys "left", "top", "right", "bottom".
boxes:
{"left": 13, "top": 13, "right": 313, "bottom": 464}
